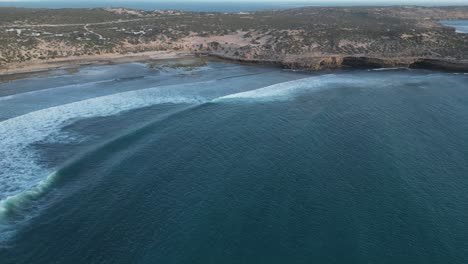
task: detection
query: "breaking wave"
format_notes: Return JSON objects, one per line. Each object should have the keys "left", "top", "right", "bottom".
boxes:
{"left": 370, "top": 67, "right": 409, "bottom": 71}
{"left": 0, "top": 78, "right": 139, "bottom": 101}
{"left": 1, "top": 71, "right": 293, "bottom": 229}
{"left": 0, "top": 82, "right": 212, "bottom": 204}
{"left": 0, "top": 104, "right": 198, "bottom": 241}
{"left": 213, "top": 71, "right": 464, "bottom": 103}
{"left": 214, "top": 74, "right": 378, "bottom": 102}
{"left": 2, "top": 70, "right": 459, "bottom": 239}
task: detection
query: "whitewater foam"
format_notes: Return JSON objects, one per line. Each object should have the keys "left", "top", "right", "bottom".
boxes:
{"left": 0, "top": 71, "right": 454, "bottom": 204}
{"left": 0, "top": 69, "right": 308, "bottom": 211}
{"left": 0, "top": 82, "right": 211, "bottom": 204}
{"left": 370, "top": 67, "right": 409, "bottom": 71}
{"left": 214, "top": 74, "right": 378, "bottom": 102}
{"left": 2, "top": 70, "right": 459, "bottom": 239}
{"left": 0, "top": 78, "right": 136, "bottom": 101}
{"left": 216, "top": 71, "right": 463, "bottom": 103}
{"left": 0, "top": 103, "right": 202, "bottom": 241}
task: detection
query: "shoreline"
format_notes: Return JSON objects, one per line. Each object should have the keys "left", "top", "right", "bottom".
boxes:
{"left": 199, "top": 52, "right": 468, "bottom": 73}
{"left": 0, "top": 51, "right": 193, "bottom": 77}
{"left": 1, "top": 51, "right": 467, "bottom": 80}
{"left": 1, "top": 6, "right": 467, "bottom": 78}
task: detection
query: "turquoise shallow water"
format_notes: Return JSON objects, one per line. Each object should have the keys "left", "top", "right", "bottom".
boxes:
{"left": 0, "top": 62, "right": 468, "bottom": 263}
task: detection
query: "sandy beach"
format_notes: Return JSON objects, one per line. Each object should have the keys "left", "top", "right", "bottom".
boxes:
{"left": 0, "top": 51, "right": 192, "bottom": 77}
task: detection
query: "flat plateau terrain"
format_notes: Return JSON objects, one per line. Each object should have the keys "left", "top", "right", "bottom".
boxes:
{"left": 0, "top": 6, "right": 467, "bottom": 73}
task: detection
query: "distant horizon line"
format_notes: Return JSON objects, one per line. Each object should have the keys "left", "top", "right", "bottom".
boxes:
{"left": 0, "top": 0, "right": 466, "bottom": 11}
{"left": 0, "top": 0, "right": 467, "bottom": 3}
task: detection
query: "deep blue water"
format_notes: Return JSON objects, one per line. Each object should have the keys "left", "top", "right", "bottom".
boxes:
{"left": 0, "top": 61, "right": 468, "bottom": 263}
{"left": 0, "top": 1, "right": 466, "bottom": 12}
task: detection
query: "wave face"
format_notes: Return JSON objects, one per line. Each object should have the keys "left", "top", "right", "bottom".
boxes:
{"left": 0, "top": 62, "right": 309, "bottom": 229}
{"left": 2, "top": 64, "right": 468, "bottom": 263}
{"left": 214, "top": 71, "right": 459, "bottom": 102}
{"left": 0, "top": 83, "right": 205, "bottom": 202}
{"left": 215, "top": 74, "right": 371, "bottom": 102}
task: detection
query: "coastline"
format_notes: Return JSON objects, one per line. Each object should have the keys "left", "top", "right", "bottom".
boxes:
{"left": 200, "top": 53, "right": 468, "bottom": 73}
{"left": 1, "top": 51, "right": 467, "bottom": 80}
{"left": 0, "top": 51, "right": 192, "bottom": 77}
{"left": 1, "top": 6, "right": 467, "bottom": 78}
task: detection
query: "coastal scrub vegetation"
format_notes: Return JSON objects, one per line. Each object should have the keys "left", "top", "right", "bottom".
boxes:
{"left": 0, "top": 6, "right": 467, "bottom": 67}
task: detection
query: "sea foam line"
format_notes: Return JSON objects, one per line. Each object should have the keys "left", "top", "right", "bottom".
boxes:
{"left": 214, "top": 74, "right": 374, "bottom": 102}
{"left": 0, "top": 71, "right": 436, "bottom": 238}
{"left": 0, "top": 79, "right": 117, "bottom": 101}
{"left": 0, "top": 81, "right": 212, "bottom": 205}
{"left": 214, "top": 70, "right": 453, "bottom": 103}
{"left": 0, "top": 71, "right": 429, "bottom": 205}
{"left": 1, "top": 70, "right": 286, "bottom": 208}
{"left": 0, "top": 104, "right": 201, "bottom": 241}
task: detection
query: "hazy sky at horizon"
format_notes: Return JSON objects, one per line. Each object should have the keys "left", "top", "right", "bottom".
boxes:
{"left": 0, "top": 0, "right": 466, "bottom": 6}
{"left": 0, "top": 0, "right": 466, "bottom": 2}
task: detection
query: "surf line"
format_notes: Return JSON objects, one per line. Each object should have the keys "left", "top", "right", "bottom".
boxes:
{"left": 0, "top": 102, "right": 212, "bottom": 241}
{"left": 0, "top": 76, "right": 328, "bottom": 235}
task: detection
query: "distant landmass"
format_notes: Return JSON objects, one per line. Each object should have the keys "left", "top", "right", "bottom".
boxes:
{"left": 1, "top": 1, "right": 467, "bottom": 11}
{"left": 0, "top": 6, "right": 467, "bottom": 73}
{"left": 0, "top": 1, "right": 307, "bottom": 12}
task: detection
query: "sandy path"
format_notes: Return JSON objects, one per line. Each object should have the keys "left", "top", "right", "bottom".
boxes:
{"left": 0, "top": 18, "right": 150, "bottom": 28}
{"left": 84, "top": 24, "right": 105, "bottom": 40}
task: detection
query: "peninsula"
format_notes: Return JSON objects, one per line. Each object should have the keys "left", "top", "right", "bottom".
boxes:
{"left": 1, "top": 6, "right": 467, "bottom": 74}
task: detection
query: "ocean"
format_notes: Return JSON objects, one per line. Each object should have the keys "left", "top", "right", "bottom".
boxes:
{"left": 0, "top": 1, "right": 466, "bottom": 12}
{"left": 0, "top": 1, "right": 301, "bottom": 12}
{"left": 441, "top": 20, "right": 468, "bottom": 33}
{"left": 1, "top": 60, "right": 468, "bottom": 263}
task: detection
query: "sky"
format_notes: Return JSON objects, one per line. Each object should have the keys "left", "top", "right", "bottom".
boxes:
{"left": 0, "top": 0, "right": 465, "bottom": 2}
{"left": 0, "top": 0, "right": 466, "bottom": 6}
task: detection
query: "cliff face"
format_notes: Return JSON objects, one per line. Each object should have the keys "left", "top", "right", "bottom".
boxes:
{"left": 0, "top": 6, "right": 467, "bottom": 71}
{"left": 214, "top": 54, "right": 468, "bottom": 72}
{"left": 409, "top": 58, "right": 468, "bottom": 72}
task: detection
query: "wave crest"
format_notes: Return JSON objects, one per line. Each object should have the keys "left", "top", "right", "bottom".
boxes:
{"left": 0, "top": 83, "right": 209, "bottom": 203}
{"left": 214, "top": 74, "right": 374, "bottom": 102}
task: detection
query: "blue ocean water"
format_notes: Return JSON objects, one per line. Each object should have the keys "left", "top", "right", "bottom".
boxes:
{"left": 0, "top": 61, "right": 468, "bottom": 263}
{"left": 440, "top": 20, "right": 468, "bottom": 33}
{"left": 0, "top": 1, "right": 314, "bottom": 12}
{"left": 0, "top": 1, "right": 466, "bottom": 12}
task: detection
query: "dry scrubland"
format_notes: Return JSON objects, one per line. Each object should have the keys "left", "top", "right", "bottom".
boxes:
{"left": 0, "top": 6, "right": 467, "bottom": 71}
